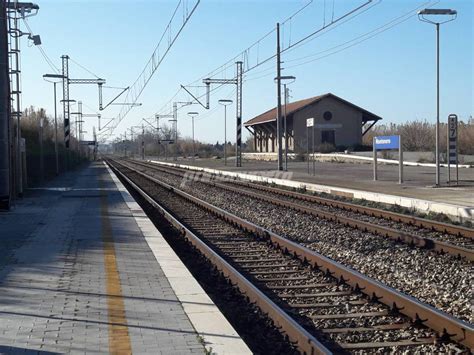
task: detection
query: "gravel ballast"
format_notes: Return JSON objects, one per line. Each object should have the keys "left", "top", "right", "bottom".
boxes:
{"left": 133, "top": 163, "right": 473, "bottom": 324}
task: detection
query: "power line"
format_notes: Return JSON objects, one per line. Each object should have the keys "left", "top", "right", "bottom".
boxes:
{"left": 241, "top": 0, "right": 437, "bottom": 79}
{"left": 281, "top": 0, "right": 376, "bottom": 54}
{"left": 194, "top": 87, "right": 236, "bottom": 122}
{"left": 108, "top": 1, "right": 377, "bottom": 142}
{"left": 69, "top": 57, "right": 100, "bottom": 78}
{"left": 82, "top": 101, "right": 100, "bottom": 115}
{"left": 104, "top": 0, "right": 201, "bottom": 138}
{"left": 22, "top": 18, "right": 60, "bottom": 74}
{"left": 280, "top": 0, "right": 381, "bottom": 56}
{"left": 180, "top": 0, "right": 314, "bottom": 90}
{"left": 145, "top": 0, "right": 317, "bottom": 126}
{"left": 285, "top": 1, "right": 437, "bottom": 69}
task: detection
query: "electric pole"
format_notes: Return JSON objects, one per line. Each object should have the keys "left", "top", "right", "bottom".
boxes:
{"left": 61, "top": 55, "right": 105, "bottom": 154}
{"left": 192, "top": 61, "right": 243, "bottom": 167}
{"left": 0, "top": 1, "right": 10, "bottom": 208}
{"left": 276, "top": 23, "right": 283, "bottom": 171}
{"left": 141, "top": 123, "right": 145, "bottom": 160}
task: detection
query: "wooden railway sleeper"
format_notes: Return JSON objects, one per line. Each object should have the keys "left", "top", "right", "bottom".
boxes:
{"left": 110, "top": 159, "right": 474, "bottom": 350}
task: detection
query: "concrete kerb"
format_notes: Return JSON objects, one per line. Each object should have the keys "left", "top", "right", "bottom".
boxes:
{"left": 242, "top": 152, "right": 472, "bottom": 168}
{"left": 149, "top": 160, "right": 474, "bottom": 224}
{"left": 105, "top": 162, "right": 252, "bottom": 355}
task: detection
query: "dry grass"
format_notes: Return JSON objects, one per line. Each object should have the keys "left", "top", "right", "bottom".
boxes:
{"left": 363, "top": 118, "right": 474, "bottom": 154}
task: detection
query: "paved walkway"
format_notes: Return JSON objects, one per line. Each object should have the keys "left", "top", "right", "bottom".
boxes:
{"left": 163, "top": 158, "right": 474, "bottom": 207}
{"left": 0, "top": 162, "right": 247, "bottom": 354}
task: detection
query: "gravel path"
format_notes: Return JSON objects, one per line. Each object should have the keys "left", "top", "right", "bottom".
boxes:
{"left": 227, "top": 183, "right": 473, "bottom": 248}
{"left": 134, "top": 164, "right": 473, "bottom": 324}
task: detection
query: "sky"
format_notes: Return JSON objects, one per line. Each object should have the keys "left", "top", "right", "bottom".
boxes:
{"left": 18, "top": 0, "right": 473, "bottom": 145}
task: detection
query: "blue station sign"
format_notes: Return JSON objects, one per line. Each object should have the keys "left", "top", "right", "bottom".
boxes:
{"left": 374, "top": 135, "right": 400, "bottom": 150}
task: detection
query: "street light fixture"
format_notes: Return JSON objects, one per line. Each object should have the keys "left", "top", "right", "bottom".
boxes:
{"left": 418, "top": 8, "right": 457, "bottom": 187}
{"left": 43, "top": 73, "right": 66, "bottom": 176}
{"left": 218, "top": 99, "right": 233, "bottom": 166}
{"left": 187, "top": 112, "right": 199, "bottom": 161}
{"left": 274, "top": 75, "right": 296, "bottom": 171}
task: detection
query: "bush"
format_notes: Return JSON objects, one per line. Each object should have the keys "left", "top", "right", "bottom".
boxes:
{"left": 294, "top": 152, "right": 307, "bottom": 161}
{"left": 381, "top": 150, "right": 393, "bottom": 159}
{"left": 20, "top": 106, "right": 89, "bottom": 186}
{"left": 351, "top": 144, "right": 372, "bottom": 152}
{"left": 317, "top": 143, "right": 336, "bottom": 153}
{"left": 363, "top": 118, "right": 474, "bottom": 154}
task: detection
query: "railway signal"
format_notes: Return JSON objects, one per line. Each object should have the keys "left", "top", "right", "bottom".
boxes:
{"left": 447, "top": 114, "right": 458, "bottom": 184}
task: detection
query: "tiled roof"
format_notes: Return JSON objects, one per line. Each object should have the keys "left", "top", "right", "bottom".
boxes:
{"left": 244, "top": 93, "right": 382, "bottom": 126}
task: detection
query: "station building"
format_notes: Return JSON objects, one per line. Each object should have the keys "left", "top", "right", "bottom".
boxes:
{"left": 244, "top": 93, "right": 382, "bottom": 153}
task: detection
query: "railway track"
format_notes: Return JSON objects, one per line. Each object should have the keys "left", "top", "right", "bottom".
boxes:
{"left": 127, "top": 159, "right": 474, "bottom": 261}
{"left": 107, "top": 158, "right": 473, "bottom": 354}
{"left": 123, "top": 159, "right": 473, "bottom": 323}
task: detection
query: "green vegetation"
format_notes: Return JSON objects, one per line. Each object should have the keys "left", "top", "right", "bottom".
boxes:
{"left": 21, "top": 106, "right": 90, "bottom": 186}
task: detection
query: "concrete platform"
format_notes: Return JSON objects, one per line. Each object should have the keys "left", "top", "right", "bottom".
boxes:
{"left": 0, "top": 162, "right": 250, "bottom": 354}
{"left": 149, "top": 158, "right": 474, "bottom": 223}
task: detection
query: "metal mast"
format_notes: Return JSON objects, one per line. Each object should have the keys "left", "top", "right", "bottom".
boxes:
{"left": 0, "top": 0, "right": 10, "bottom": 208}
{"left": 61, "top": 54, "right": 105, "bottom": 151}
{"left": 6, "top": 1, "right": 39, "bottom": 199}
{"left": 276, "top": 23, "right": 283, "bottom": 171}
{"left": 61, "top": 55, "right": 71, "bottom": 149}
{"left": 141, "top": 123, "right": 145, "bottom": 160}
{"left": 235, "top": 61, "right": 243, "bottom": 167}
{"left": 10, "top": 9, "right": 22, "bottom": 196}
{"left": 173, "top": 102, "right": 177, "bottom": 160}
{"left": 198, "top": 61, "right": 243, "bottom": 167}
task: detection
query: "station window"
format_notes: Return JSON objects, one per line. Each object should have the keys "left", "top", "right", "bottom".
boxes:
{"left": 323, "top": 111, "right": 332, "bottom": 121}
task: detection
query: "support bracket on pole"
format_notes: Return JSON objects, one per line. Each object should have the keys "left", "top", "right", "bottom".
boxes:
{"left": 180, "top": 85, "right": 209, "bottom": 109}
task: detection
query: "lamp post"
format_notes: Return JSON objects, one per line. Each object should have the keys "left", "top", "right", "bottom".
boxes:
{"left": 43, "top": 73, "right": 66, "bottom": 175}
{"left": 218, "top": 99, "right": 233, "bottom": 166}
{"left": 418, "top": 8, "right": 457, "bottom": 187}
{"left": 187, "top": 112, "right": 199, "bottom": 160}
{"left": 274, "top": 75, "right": 296, "bottom": 171}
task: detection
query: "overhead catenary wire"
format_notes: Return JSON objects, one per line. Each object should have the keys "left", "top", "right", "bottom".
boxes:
{"left": 244, "top": 0, "right": 437, "bottom": 81}
{"left": 280, "top": 0, "right": 381, "bottom": 57}
{"left": 116, "top": 0, "right": 373, "bottom": 142}
{"left": 181, "top": 0, "right": 314, "bottom": 90}
{"left": 106, "top": 78, "right": 233, "bottom": 141}
{"left": 112, "top": 0, "right": 381, "bottom": 142}
{"left": 22, "top": 17, "right": 60, "bottom": 74}
{"left": 281, "top": 0, "right": 375, "bottom": 54}
{"left": 82, "top": 101, "right": 100, "bottom": 115}
{"left": 194, "top": 87, "right": 236, "bottom": 123}
{"left": 103, "top": 0, "right": 201, "bottom": 139}
{"left": 146, "top": 0, "right": 321, "bottom": 123}
{"left": 285, "top": 0, "right": 438, "bottom": 69}
{"left": 114, "top": 0, "right": 445, "bottom": 148}
{"left": 69, "top": 56, "right": 101, "bottom": 78}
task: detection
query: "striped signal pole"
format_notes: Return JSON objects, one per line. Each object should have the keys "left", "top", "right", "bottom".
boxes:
{"left": 141, "top": 123, "right": 145, "bottom": 160}
{"left": 61, "top": 55, "right": 70, "bottom": 149}
{"left": 236, "top": 61, "right": 242, "bottom": 167}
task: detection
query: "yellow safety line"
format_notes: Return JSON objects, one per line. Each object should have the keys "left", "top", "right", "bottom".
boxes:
{"left": 100, "top": 179, "right": 132, "bottom": 354}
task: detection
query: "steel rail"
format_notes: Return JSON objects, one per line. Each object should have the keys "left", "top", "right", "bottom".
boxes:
{"left": 231, "top": 179, "right": 474, "bottom": 239}
{"left": 107, "top": 159, "right": 332, "bottom": 355}
{"left": 210, "top": 180, "right": 473, "bottom": 261}
{"left": 112, "top": 158, "right": 474, "bottom": 350}
{"left": 149, "top": 160, "right": 474, "bottom": 239}
{"left": 127, "top": 160, "right": 473, "bottom": 260}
